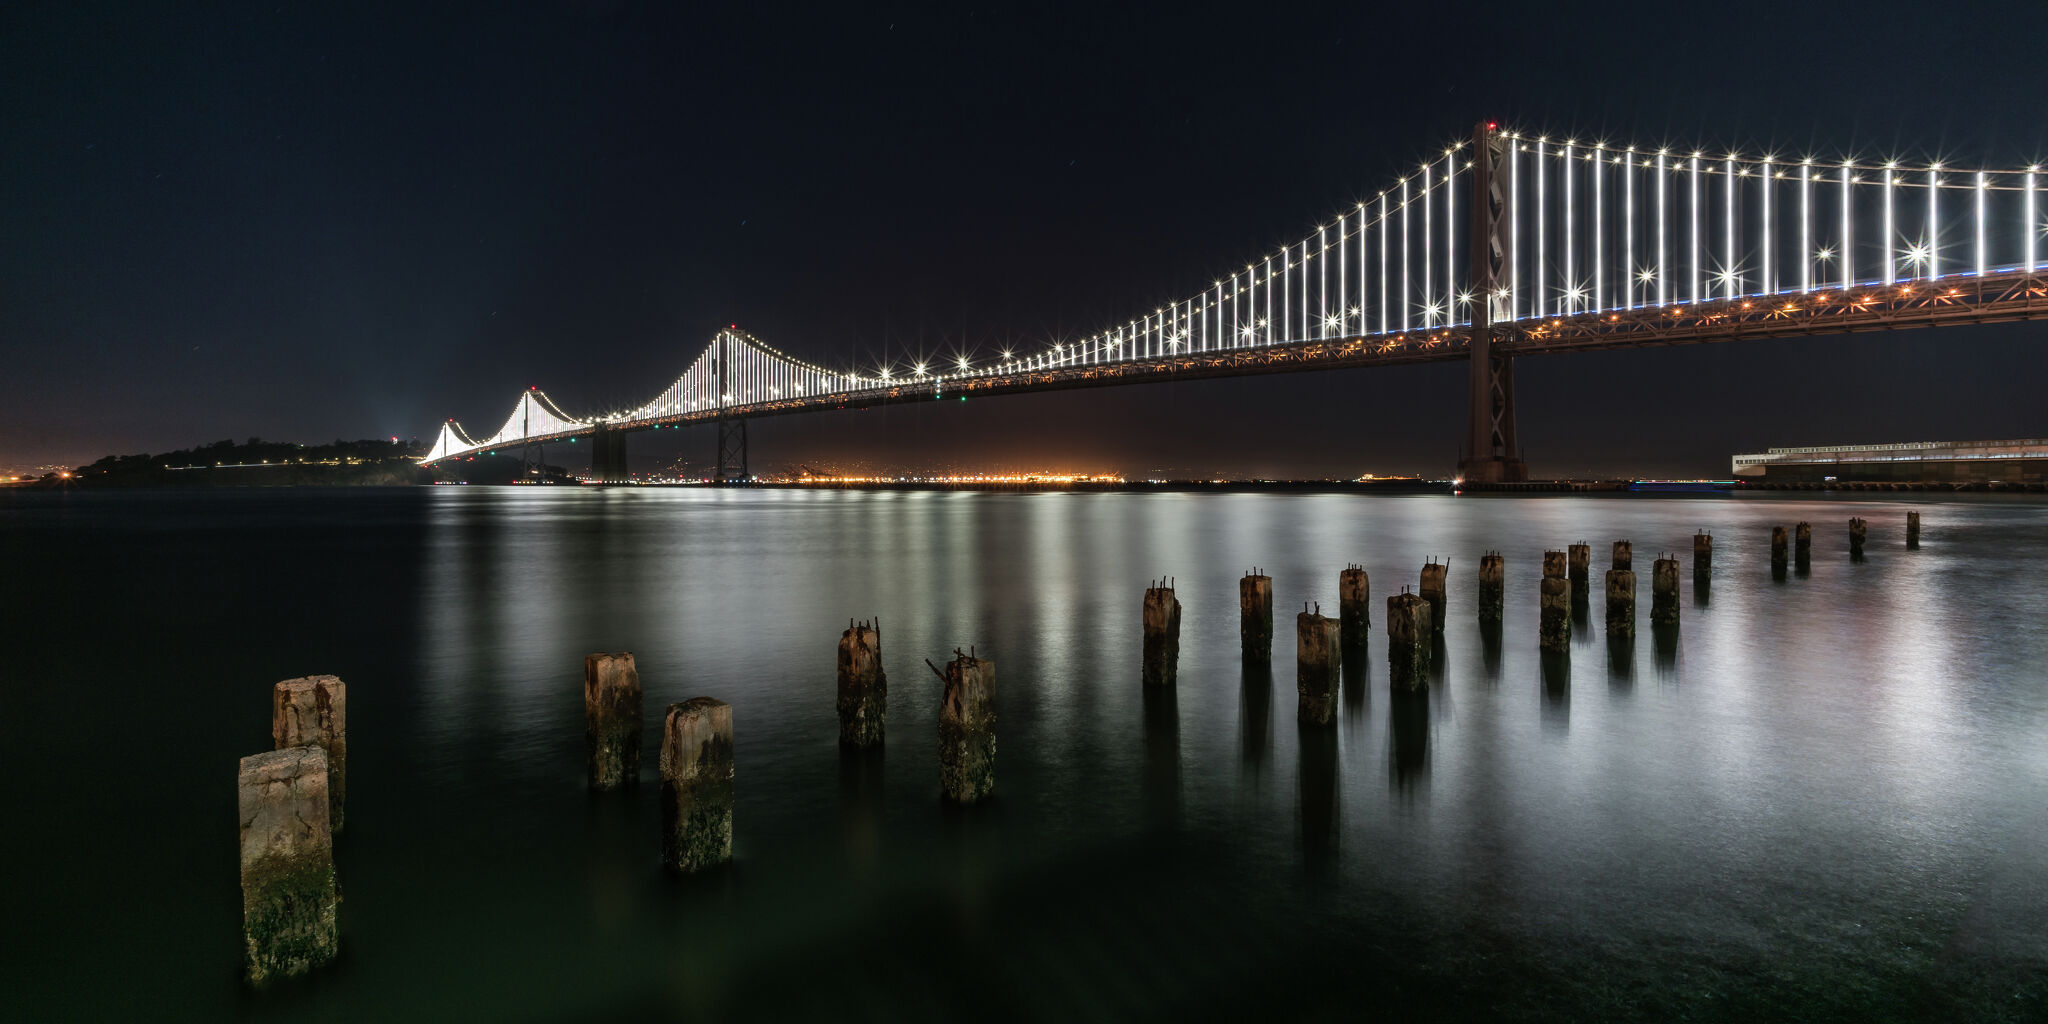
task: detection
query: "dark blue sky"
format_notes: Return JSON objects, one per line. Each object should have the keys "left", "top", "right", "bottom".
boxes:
{"left": 4, "top": 1, "right": 2043, "bottom": 476}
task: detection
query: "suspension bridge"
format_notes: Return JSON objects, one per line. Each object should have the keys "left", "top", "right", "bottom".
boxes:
{"left": 419, "top": 122, "right": 2047, "bottom": 482}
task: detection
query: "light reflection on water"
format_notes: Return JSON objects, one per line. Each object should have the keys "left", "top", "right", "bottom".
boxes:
{"left": 1, "top": 486, "right": 2044, "bottom": 1020}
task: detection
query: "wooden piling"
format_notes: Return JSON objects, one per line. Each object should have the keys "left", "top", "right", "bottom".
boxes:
{"left": 660, "top": 697, "right": 734, "bottom": 873}
{"left": 1338, "top": 565, "right": 1370, "bottom": 648}
{"left": 271, "top": 675, "right": 346, "bottom": 831}
{"left": 1386, "top": 591, "right": 1432, "bottom": 691}
{"left": 1906, "top": 511, "right": 1921, "bottom": 549}
{"left": 1693, "top": 531, "right": 1713, "bottom": 580}
{"left": 1295, "top": 604, "right": 1341, "bottom": 725}
{"left": 583, "top": 653, "right": 642, "bottom": 791}
{"left": 1240, "top": 571, "right": 1273, "bottom": 661}
{"left": 1567, "top": 542, "right": 1591, "bottom": 599}
{"left": 1652, "top": 556, "right": 1680, "bottom": 626}
{"left": 1142, "top": 578, "right": 1181, "bottom": 687}
{"left": 837, "top": 620, "right": 887, "bottom": 747}
{"left": 1540, "top": 551, "right": 1570, "bottom": 652}
{"left": 1612, "top": 539, "right": 1633, "bottom": 572}
{"left": 1795, "top": 521, "right": 1812, "bottom": 567}
{"left": 1849, "top": 517, "right": 1867, "bottom": 557}
{"left": 1419, "top": 559, "right": 1448, "bottom": 636}
{"left": 1477, "top": 552, "right": 1505, "bottom": 623}
{"left": 238, "top": 747, "right": 338, "bottom": 986}
{"left": 1772, "top": 526, "right": 1789, "bottom": 576}
{"left": 936, "top": 650, "right": 996, "bottom": 803}
{"left": 1605, "top": 569, "right": 1636, "bottom": 638}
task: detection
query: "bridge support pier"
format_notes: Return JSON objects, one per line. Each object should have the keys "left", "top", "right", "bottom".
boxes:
{"left": 715, "top": 418, "right": 749, "bottom": 483}
{"left": 589, "top": 425, "right": 629, "bottom": 484}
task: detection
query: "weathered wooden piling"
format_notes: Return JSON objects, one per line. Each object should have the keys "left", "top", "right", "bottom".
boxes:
{"left": 1386, "top": 591, "right": 1432, "bottom": 691}
{"left": 1612, "top": 539, "right": 1633, "bottom": 572}
{"left": 1771, "top": 525, "right": 1790, "bottom": 576}
{"left": 1906, "top": 511, "right": 1921, "bottom": 549}
{"left": 837, "top": 620, "right": 886, "bottom": 747}
{"left": 1142, "top": 578, "right": 1181, "bottom": 687}
{"left": 1338, "top": 565, "right": 1371, "bottom": 648}
{"left": 583, "top": 653, "right": 642, "bottom": 791}
{"left": 1567, "top": 542, "right": 1591, "bottom": 599}
{"left": 1419, "top": 559, "right": 1448, "bottom": 636}
{"left": 1604, "top": 569, "right": 1636, "bottom": 638}
{"left": 1540, "top": 551, "right": 1571, "bottom": 652}
{"left": 1849, "top": 517, "right": 1867, "bottom": 557}
{"left": 238, "top": 747, "right": 338, "bottom": 986}
{"left": 1240, "top": 570, "right": 1273, "bottom": 661}
{"left": 935, "top": 650, "right": 996, "bottom": 803}
{"left": 660, "top": 697, "right": 734, "bottom": 873}
{"left": 1693, "top": 531, "right": 1713, "bottom": 580}
{"left": 1652, "top": 556, "right": 1680, "bottom": 627}
{"left": 271, "top": 675, "right": 346, "bottom": 831}
{"left": 1477, "top": 552, "right": 1505, "bottom": 623}
{"left": 1795, "top": 521, "right": 1812, "bottom": 567}
{"left": 1295, "top": 604, "right": 1341, "bottom": 725}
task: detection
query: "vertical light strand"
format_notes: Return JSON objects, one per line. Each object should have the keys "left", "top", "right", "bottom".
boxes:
{"left": 1422, "top": 163, "right": 1433, "bottom": 326}
{"left": 1320, "top": 224, "right": 1329, "bottom": 338}
{"left": 1336, "top": 215, "right": 1346, "bottom": 337}
{"left": 1689, "top": 154, "right": 1700, "bottom": 303}
{"left": 1400, "top": 177, "right": 1410, "bottom": 332}
{"left": 1624, "top": 151, "right": 1635, "bottom": 308}
{"left": 1379, "top": 194, "right": 1389, "bottom": 334}
{"left": 1282, "top": 246, "right": 1291, "bottom": 345}
{"left": 1535, "top": 138, "right": 1546, "bottom": 317}
{"left": 1509, "top": 142, "right": 1520, "bottom": 319}
{"left": 1265, "top": 255, "right": 1275, "bottom": 345}
{"left": 1763, "top": 158, "right": 1774, "bottom": 294}
{"left": 1564, "top": 142, "right": 1575, "bottom": 313}
{"left": 1724, "top": 156, "right": 1736, "bottom": 298}
{"left": 1975, "top": 172, "right": 1986, "bottom": 277}
{"left": 1357, "top": 203, "right": 1368, "bottom": 333}
{"left": 1928, "top": 167, "right": 1940, "bottom": 280}
{"left": 2029, "top": 167, "right": 2041, "bottom": 274}
{"left": 1593, "top": 147, "right": 1604, "bottom": 311}
{"left": 1842, "top": 161, "right": 1854, "bottom": 290}
{"left": 1657, "top": 151, "right": 1668, "bottom": 306}
{"left": 1446, "top": 151, "right": 1457, "bottom": 324}
{"left": 1883, "top": 163, "right": 1896, "bottom": 286}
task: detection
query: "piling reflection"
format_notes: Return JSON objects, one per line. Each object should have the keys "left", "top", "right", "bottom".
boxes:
{"left": 1297, "top": 722, "right": 1339, "bottom": 871}
{"left": 1694, "top": 575, "right": 1711, "bottom": 609}
{"left": 837, "top": 745, "right": 885, "bottom": 866}
{"left": 1571, "top": 593, "right": 1591, "bottom": 640}
{"left": 1239, "top": 661, "right": 1272, "bottom": 776}
{"left": 1340, "top": 638, "right": 1369, "bottom": 721}
{"left": 1388, "top": 686, "right": 1429, "bottom": 792}
{"left": 1142, "top": 685, "right": 1181, "bottom": 826}
{"left": 1479, "top": 619, "right": 1503, "bottom": 680}
{"left": 1653, "top": 623, "right": 1679, "bottom": 678}
{"left": 1540, "top": 650, "right": 1570, "bottom": 732}
{"left": 1607, "top": 634, "right": 1635, "bottom": 689}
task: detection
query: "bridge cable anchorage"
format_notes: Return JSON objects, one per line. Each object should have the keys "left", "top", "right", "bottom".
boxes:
{"left": 415, "top": 132, "right": 2045, "bottom": 472}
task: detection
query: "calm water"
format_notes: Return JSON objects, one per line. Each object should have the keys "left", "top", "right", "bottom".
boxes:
{"left": 2, "top": 487, "right": 2045, "bottom": 1021}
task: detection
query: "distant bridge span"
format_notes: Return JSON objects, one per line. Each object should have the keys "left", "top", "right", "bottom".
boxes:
{"left": 422, "top": 123, "right": 2046, "bottom": 480}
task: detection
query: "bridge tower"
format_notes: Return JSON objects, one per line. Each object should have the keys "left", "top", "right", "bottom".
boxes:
{"left": 712, "top": 331, "right": 749, "bottom": 483}
{"left": 1459, "top": 120, "right": 1528, "bottom": 484}
{"left": 589, "top": 424, "right": 629, "bottom": 483}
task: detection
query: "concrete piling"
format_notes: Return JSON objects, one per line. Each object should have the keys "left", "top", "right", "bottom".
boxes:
{"left": 1605, "top": 569, "right": 1636, "bottom": 638}
{"left": 1849, "top": 517, "right": 1867, "bottom": 558}
{"left": 582, "top": 654, "right": 641, "bottom": 791}
{"left": 1612, "top": 540, "right": 1633, "bottom": 572}
{"left": 1795, "top": 521, "right": 1812, "bottom": 568}
{"left": 1386, "top": 591, "right": 1432, "bottom": 691}
{"left": 238, "top": 747, "right": 338, "bottom": 986}
{"left": 1142, "top": 578, "right": 1181, "bottom": 687}
{"left": 837, "top": 620, "right": 887, "bottom": 747}
{"left": 1906, "top": 511, "right": 1921, "bottom": 549}
{"left": 1477, "top": 552, "right": 1505, "bottom": 623}
{"left": 660, "top": 697, "right": 734, "bottom": 873}
{"left": 1772, "top": 526, "right": 1790, "bottom": 577}
{"left": 1295, "top": 604, "right": 1341, "bottom": 725}
{"left": 271, "top": 675, "right": 346, "bottom": 831}
{"left": 1240, "top": 570, "right": 1274, "bottom": 661}
{"left": 1338, "top": 565, "right": 1371, "bottom": 648}
{"left": 1652, "top": 556, "right": 1680, "bottom": 627}
{"left": 1568, "top": 542, "right": 1591, "bottom": 600}
{"left": 1540, "top": 551, "right": 1571, "bottom": 653}
{"left": 1693, "top": 531, "right": 1713, "bottom": 580}
{"left": 935, "top": 649, "right": 996, "bottom": 803}
{"left": 1419, "top": 559, "right": 1448, "bottom": 637}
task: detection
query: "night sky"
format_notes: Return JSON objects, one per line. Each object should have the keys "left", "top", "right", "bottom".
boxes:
{"left": 5, "top": 1, "right": 2043, "bottom": 478}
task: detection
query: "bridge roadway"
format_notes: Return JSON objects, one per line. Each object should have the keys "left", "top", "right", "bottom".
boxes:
{"left": 484, "top": 267, "right": 2045, "bottom": 452}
